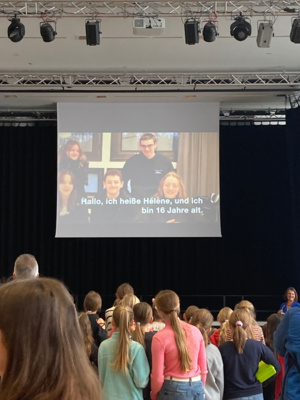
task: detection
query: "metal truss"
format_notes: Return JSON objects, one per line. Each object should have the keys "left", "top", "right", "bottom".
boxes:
{"left": 0, "top": 71, "right": 299, "bottom": 91}
{"left": 0, "top": 1, "right": 299, "bottom": 18}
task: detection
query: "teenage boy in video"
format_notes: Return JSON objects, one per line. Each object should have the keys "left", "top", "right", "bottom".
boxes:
{"left": 122, "top": 133, "right": 174, "bottom": 199}
{"left": 91, "top": 169, "right": 136, "bottom": 224}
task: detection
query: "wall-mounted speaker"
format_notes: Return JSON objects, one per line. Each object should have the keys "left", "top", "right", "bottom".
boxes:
{"left": 86, "top": 21, "right": 100, "bottom": 46}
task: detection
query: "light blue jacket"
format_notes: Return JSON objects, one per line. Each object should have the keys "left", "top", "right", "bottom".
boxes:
{"left": 274, "top": 307, "right": 300, "bottom": 399}
{"left": 98, "top": 332, "right": 150, "bottom": 400}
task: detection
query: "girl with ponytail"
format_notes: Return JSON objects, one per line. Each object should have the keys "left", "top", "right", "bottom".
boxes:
{"left": 151, "top": 290, "right": 207, "bottom": 400}
{"left": 190, "top": 309, "right": 224, "bottom": 400}
{"left": 98, "top": 305, "right": 150, "bottom": 400}
{"left": 219, "top": 309, "right": 281, "bottom": 400}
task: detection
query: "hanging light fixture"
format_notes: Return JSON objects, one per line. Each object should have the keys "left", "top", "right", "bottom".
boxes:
{"left": 40, "top": 22, "right": 57, "bottom": 42}
{"left": 230, "top": 14, "right": 251, "bottom": 41}
{"left": 8, "top": 15, "right": 25, "bottom": 42}
{"left": 203, "top": 21, "right": 218, "bottom": 42}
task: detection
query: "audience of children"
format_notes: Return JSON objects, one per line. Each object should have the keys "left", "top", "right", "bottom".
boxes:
{"left": 1, "top": 271, "right": 295, "bottom": 400}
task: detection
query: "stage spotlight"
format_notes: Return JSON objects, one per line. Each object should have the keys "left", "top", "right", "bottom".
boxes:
{"left": 8, "top": 16, "right": 25, "bottom": 43}
{"left": 203, "top": 21, "right": 218, "bottom": 42}
{"left": 290, "top": 18, "right": 300, "bottom": 43}
{"left": 230, "top": 15, "right": 251, "bottom": 41}
{"left": 256, "top": 21, "right": 273, "bottom": 48}
{"left": 184, "top": 20, "right": 200, "bottom": 45}
{"left": 40, "top": 22, "right": 56, "bottom": 42}
{"left": 86, "top": 20, "right": 101, "bottom": 46}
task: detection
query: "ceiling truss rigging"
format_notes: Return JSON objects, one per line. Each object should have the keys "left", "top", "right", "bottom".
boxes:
{"left": 0, "top": 1, "right": 299, "bottom": 18}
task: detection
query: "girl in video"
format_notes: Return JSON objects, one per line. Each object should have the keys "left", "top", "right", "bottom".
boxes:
{"left": 151, "top": 290, "right": 207, "bottom": 400}
{"left": 219, "top": 309, "right": 281, "bottom": 400}
{"left": 0, "top": 277, "right": 101, "bottom": 400}
{"left": 98, "top": 304, "right": 149, "bottom": 400}
{"left": 58, "top": 139, "right": 88, "bottom": 198}
{"left": 153, "top": 171, "right": 187, "bottom": 200}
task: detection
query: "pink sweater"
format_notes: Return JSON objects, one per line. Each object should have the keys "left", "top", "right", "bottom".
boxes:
{"left": 151, "top": 319, "right": 208, "bottom": 400}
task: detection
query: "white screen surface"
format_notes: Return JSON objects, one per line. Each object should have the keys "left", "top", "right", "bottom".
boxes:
{"left": 56, "top": 102, "right": 221, "bottom": 238}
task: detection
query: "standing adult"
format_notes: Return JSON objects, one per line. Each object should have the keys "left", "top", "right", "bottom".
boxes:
{"left": 278, "top": 287, "right": 300, "bottom": 315}
{"left": 122, "top": 133, "right": 174, "bottom": 199}
{"left": 13, "top": 253, "right": 39, "bottom": 280}
{"left": 274, "top": 307, "right": 300, "bottom": 399}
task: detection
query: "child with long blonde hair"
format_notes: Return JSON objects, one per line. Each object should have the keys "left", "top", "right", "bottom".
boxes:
{"left": 151, "top": 290, "right": 207, "bottom": 400}
{"left": 210, "top": 306, "right": 233, "bottom": 347}
{"left": 98, "top": 304, "right": 149, "bottom": 400}
{"left": 219, "top": 309, "right": 281, "bottom": 400}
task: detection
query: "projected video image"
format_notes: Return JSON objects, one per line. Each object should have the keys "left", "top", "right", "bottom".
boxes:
{"left": 56, "top": 102, "right": 221, "bottom": 238}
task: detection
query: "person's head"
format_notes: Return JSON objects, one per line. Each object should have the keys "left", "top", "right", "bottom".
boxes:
{"left": 0, "top": 278, "right": 100, "bottom": 400}
{"left": 284, "top": 287, "right": 298, "bottom": 302}
{"left": 154, "top": 289, "right": 192, "bottom": 372}
{"left": 265, "top": 313, "right": 283, "bottom": 351}
{"left": 83, "top": 291, "right": 102, "bottom": 313}
{"left": 229, "top": 309, "right": 252, "bottom": 354}
{"left": 156, "top": 172, "right": 187, "bottom": 199}
{"left": 183, "top": 305, "right": 199, "bottom": 323}
{"left": 234, "top": 300, "right": 256, "bottom": 319}
{"left": 58, "top": 170, "right": 76, "bottom": 211}
{"left": 120, "top": 293, "right": 140, "bottom": 309}
{"left": 217, "top": 307, "right": 233, "bottom": 324}
{"left": 103, "top": 169, "right": 124, "bottom": 199}
{"left": 112, "top": 305, "right": 134, "bottom": 373}
{"left": 63, "top": 140, "right": 82, "bottom": 161}
{"left": 189, "top": 308, "right": 214, "bottom": 347}
{"left": 13, "top": 253, "right": 39, "bottom": 280}
{"left": 115, "top": 283, "right": 134, "bottom": 301}
{"left": 78, "top": 312, "right": 94, "bottom": 358}
{"left": 132, "top": 302, "right": 153, "bottom": 348}
{"left": 139, "top": 133, "right": 157, "bottom": 159}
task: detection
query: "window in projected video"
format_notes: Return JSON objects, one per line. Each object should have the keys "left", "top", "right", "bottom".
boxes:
{"left": 56, "top": 103, "right": 221, "bottom": 238}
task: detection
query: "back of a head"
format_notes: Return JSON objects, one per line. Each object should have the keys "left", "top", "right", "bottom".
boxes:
{"left": 132, "top": 302, "right": 152, "bottom": 347}
{"left": 266, "top": 313, "right": 283, "bottom": 350}
{"left": 217, "top": 306, "right": 233, "bottom": 323}
{"left": 112, "top": 305, "right": 133, "bottom": 373}
{"left": 78, "top": 312, "right": 94, "bottom": 357}
{"left": 83, "top": 290, "right": 102, "bottom": 312}
{"left": 234, "top": 300, "right": 256, "bottom": 319}
{"left": 116, "top": 283, "right": 134, "bottom": 300}
{"left": 229, "top": 309, "right": 251, "bottom": 354}
{"left": 190, "top": 308, "right": 214, "bottom": 347}
{"left": 120, "top": 293, "right": 140, "bottom": 309}
{"left": 184, "top": 305, "right": 199, "bottom": 322}
{"left": 13, "top": 254, "right": 39, "bottom": 280}
{"left": 0, "top": 278, "right": 100, "bottom": 400}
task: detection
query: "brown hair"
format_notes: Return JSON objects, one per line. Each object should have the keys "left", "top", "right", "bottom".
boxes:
{"left": 116, "top": 283, "right": 134, "bottom": 300}
{"left": 132, "top": 302, "right": 153, "bottom": 348}
{"left": 140, "top": 133, "right": 157, "bottom": 144}
{"left": 154, "top": 290, "right": 192, "bottom": 372}
{"left": 0, "top": 278, "right": 100, "bottom": 400}
{"left": 58, "top": 170, "right": 77, "bottom": 212}
{"left": 59, "top": 139, "right": 87, "bottom": 165}
{"left": 190, "top": 308, "right": 214, "bottom": 347}
{"left": 112, "top": 305, "right": 134, "bottom": 373}
{"left": 284, "top": 287, "right": 298, "bottom": 302}
{"left": 104, "top": 168, "right": 123, "bottom": 182}
{"left": 78, "top": 312, "right": 94, "bottom": 358}
{"left": 83, "top": 291, "right": 102, "bottom": 312}
{"left": 265, "top": 313, "right": 283, "bottom": 352}
{"left": 120, "top": 294, "right": 140, "bottom": 310}
{"left": 154, "top": 172, "right": 187, "bottom": 199}
{"left": 184, "top": 305, "right": 199, "bottom": 323}
{"left": 229, "top": 309, "right": 251, "bottom": 354}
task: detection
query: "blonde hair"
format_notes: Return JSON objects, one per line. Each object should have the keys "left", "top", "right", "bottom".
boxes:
{"left": 0, "top": 278, "right": 100, "bottom": 400}
{"left": 132, "top": 302, "right": 153, "bottom": 348}
{"left": 78, "top": 312, "right": 94, "bottom": 358}
{"left": 229, "top": 309, "right": 251, "bottom": 354}
{"left": 190, "top": 308, "right": 214, "bottom": 347}
{"left": 120, "top": 294, "right": 140, "bottom": 309}
{"left": 154, "top": 290, "right": 192, "bottom": 372}
{"left": 112, "top": 305, "right": 134, "bottom": 373}
{"left": 234, "top": 300, "right": 256, "bottom": 319}
{"left": 217, "top": 307, "right": 233, "bottom": 346}
{"left": 154, "top": 172, "right": 187, "bottom": 199}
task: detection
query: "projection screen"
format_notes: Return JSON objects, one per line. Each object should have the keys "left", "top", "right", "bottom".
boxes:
{"left": 56, "top": 102, "right": 221, "bottom": 238}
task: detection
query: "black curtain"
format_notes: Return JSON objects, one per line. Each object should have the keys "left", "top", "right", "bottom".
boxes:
{"left": 0, "top": 117, "right": 298, "bottom": 317}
